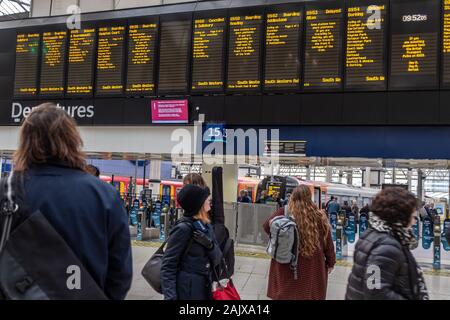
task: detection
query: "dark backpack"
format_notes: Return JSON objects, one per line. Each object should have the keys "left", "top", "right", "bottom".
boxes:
{"left": 141, "top": 219, "right": 193, "bottom": 294}
{"left": 0, "top": 173, "right": 107, "bottom": 300}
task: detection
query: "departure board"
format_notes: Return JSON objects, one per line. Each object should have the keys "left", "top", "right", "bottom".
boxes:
{"left": 227, "top": 14, "right": 263, "bottom": 91}
{"left": 304, "top": 7, "right": 343, "bottom": 90}
{"left": 66, "top": 28, "right": 96, "bottom": 96}
{"left": 40, "top": 31, "right": 67, "bottom": 96}
{"left": 191, "top": 16, "right": 226, "bottom": 92}
{"left": 389, "top": 0, "right": 440, "bottom": 90}
{"left": 96, "top": 26, "right": 126, "bottom": 95}
{"left": 264, "top": 10, "right": 302, "bottom": 91}
{"left": 13, "top": 33, "right": 40, "bottom": 98}
{"left": 442, "top": 0, "right": 450, "bottom": 87}
{"left": 345, "top": 2, "right": 387, "bottom": 90}
{"left": 158, "top": 20, "right": 191, "bottom": 94}
{"left": 126, "top": 23, "right": 158, "bottom": 95}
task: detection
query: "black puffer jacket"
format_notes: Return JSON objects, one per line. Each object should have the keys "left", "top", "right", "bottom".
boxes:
{"left": 346, "top": 228, "right": 416, "bottom": 300}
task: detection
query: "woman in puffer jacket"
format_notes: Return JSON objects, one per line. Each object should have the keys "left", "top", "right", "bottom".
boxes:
{"left": 346, "top": 187, "right": 429, "bottom": 300}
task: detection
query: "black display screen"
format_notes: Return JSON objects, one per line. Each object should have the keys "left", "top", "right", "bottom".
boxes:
{"left": 304, "top": 5, "right": 343, "bottom": 90}
{"left": 40, "top": 31, "right": 67, "bottom": 97}
{"left": 13, "top": 32, "right": 40, "bottom": 98}
{"left": 345, "top": 1, "right": 387, "bottom": 90}
{"left": 264, "top": 9, "right": 302, "bottom": 91}
{"left": 389, "top": 0, "right": 440, "bottom": 90}
{"left": 442, "top": 0, "right": 450, "bottom": 87}
{"left": 191, "top": 16, "right": 226, "bottom": 93}
{"left": 66, "top": 28, "right": 96, "bottom": 96}
{"left": 96, "top": 26, "right": 126, "bottom": 95}
{"left": 227, "top": 13, "right": 263, "bottom": 92}
{"left": 158, "top": 19, "right": 191, "bottom": 94}
{"left": 126, "top": 22, "right": 158, "bottom": 95}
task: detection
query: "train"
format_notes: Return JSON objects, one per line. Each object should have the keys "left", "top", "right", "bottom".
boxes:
{"left": 99, "top": 174, "right": 380, "bottom": 209}
{"left": 256, "top": 176, "right": 379, "bottom": 209}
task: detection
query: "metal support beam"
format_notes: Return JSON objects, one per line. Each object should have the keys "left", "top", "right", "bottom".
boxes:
{"left": 417, "top": 169, "right": 424, "bottom": 201}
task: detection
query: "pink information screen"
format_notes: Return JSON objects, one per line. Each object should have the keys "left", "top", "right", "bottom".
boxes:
{"left": 151, "top": 99, "right": 188, "bottom": 124}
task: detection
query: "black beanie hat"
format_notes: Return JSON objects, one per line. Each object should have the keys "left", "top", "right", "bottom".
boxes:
{"left": 178, "top": 184, "right": 211, "bottom": 217}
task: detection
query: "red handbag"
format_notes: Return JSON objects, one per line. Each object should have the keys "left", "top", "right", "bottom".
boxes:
{"left": 212, "top": 279, "right": 241, "bottom": 300}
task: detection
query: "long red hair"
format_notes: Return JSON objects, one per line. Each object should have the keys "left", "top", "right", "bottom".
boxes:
{"left": 288, "top": 185, "right": 331, "bottom": 257}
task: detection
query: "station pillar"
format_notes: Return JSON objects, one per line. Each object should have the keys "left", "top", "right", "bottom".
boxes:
{"left": 347, "top": 170, "right": 353, "bottom": 186}
{"left": 148, "top": 160, "right": 162, "bottom": 198}
{"left": 326, "top": 167, "right": 333, "bottom": 183}
{"left": 306, "top": 166, "right": 311, "bottom": 180}
{"left": 407, "top": 168, "right": 413, "bottom": 192}
{"left": 365, "top": 167, "right": 371, "bottom": 188}
{"left": 417, "top": 169, "right": 424, "bottom": 201}
{"left": 202, "top": 163, "right": 239, "bottom": 203}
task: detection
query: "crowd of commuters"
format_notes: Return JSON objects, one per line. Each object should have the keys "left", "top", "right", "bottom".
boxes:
{"left": 2, "top": 103, "right": 450, "bottom": 301}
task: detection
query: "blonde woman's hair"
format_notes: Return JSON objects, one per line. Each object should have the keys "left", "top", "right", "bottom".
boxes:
{"left": 288, "top": 185, "right": 331, "bottom": 257}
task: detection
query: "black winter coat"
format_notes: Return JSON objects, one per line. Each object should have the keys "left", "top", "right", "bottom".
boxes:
{"left": 346, "top": 228, "right": 418, "bottom": 300}
{"left": 23, "top": 163, "right": 133, "bottom": 300}
{"left": 160, "top": 218, "right": 222, "bottom": 300}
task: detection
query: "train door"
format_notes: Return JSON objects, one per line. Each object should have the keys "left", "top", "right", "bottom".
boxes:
{"left": 314, "top": 186, "right": 321, "bottom": 208}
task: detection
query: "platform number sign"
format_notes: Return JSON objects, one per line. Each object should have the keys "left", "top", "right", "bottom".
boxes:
{"left": 204, "top": 124, "right": 227, "bottom": 142}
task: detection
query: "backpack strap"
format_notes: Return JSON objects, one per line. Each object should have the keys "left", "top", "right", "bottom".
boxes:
{"left": 176, "top": 219, "right": 194, "bottom": 271}
{"left": 284, "top": 205, "right": 300, "bottom": 280}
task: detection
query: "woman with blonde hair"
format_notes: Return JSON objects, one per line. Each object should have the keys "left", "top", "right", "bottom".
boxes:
{"left": 263, "top": 184, "right": 335, "bottom": 300}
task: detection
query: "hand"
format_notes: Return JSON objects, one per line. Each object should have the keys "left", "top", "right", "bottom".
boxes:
{"left": 328, "top": 267, "right": 334, "bottom": 274}
{"left": 193, "top": 230, "right": 213, "bottom": 249}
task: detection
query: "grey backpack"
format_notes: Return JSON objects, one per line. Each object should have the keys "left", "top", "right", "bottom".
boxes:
{"left": 267, "top": 205, "right": 300, "bottom": 279}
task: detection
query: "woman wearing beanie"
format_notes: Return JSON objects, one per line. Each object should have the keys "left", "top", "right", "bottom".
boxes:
{"left": 161, "top": 184, "right": 223, "bottom": 300}
{"left": 346, "top": 187, "right": 428, "bottom": 300}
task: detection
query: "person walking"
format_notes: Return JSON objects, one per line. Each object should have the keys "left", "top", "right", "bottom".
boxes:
{"left": 346, "top": 188, "right": 429, "bottom": 300}
{"left": 237, "top": 189, "right": 251, "bottom": 203}
{"left": 326, "top": 196, "right": 341, "bottom": 216}
{"left": 6, "top": 103, "right": 132, "bottom": 300}
{"left": 161, "top": 184, "right": 222, "bottom": 300}
{"left": 263, "top": 185, "right": 336, "bottom": 300}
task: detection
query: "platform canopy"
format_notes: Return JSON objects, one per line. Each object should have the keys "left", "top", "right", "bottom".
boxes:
{"left": 0, "top": 0, "right": 30, "bottom": 17}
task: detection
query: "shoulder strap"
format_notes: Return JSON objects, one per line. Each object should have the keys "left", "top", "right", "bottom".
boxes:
{"left": 284, "top": 205, "right": 289, "bottom": 217}
{"left": 0, "top": 173, "right": 19, "bottom": 253}
{"left": 177, "top": 220, "right": 194, "bottom": 270}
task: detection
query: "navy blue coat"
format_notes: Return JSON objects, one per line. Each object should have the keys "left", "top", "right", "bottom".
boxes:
{"left": 23, "top": 163, "right": 133, "bottom": 300}
{"left": 160, "top": 218, "right": 222, "bottom": 300}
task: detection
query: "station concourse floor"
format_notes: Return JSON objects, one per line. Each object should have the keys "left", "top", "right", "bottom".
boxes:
{"left": 126, "top": 243, "right": 450, "bottom": 300}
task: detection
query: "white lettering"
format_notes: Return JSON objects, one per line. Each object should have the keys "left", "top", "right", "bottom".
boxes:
{"left": 22, "top": 107, "right": 31, "bottom": 117}
{"left": 11, "top": 102, "right": 22, "bottom": 118}
{"left": 66, "top": 265, "right": 81, "bottom": 290}
{"left": 77, "top": 106, "right": 86, "bottom": 118}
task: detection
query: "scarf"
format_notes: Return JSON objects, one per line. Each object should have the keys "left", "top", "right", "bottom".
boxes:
{"left": 369, "top": 213, "right": 429, "bottom": 300}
